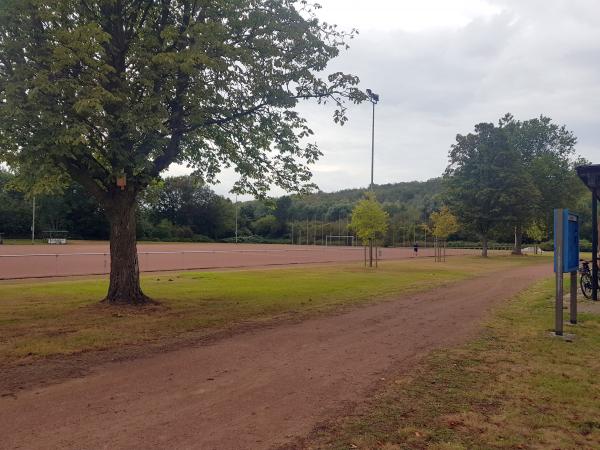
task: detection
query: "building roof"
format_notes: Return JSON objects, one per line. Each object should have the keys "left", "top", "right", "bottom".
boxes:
{"left": 576, "top": 164, "right": 600, "bottom": 200}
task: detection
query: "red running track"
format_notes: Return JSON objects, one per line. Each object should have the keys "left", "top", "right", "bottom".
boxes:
{"left": 0, "top": 242, "right": 486, "bottom": 280}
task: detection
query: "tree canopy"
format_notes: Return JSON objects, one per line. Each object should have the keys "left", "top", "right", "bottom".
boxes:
{"left": 444, "top": 114, "right": 582, "bottom": 256}
{"left": 350, "top": 192, "right": 389, "bottom": 244}
{"left": 0, "top": 0, "right": 364, "bottom": 303}
{"left": 430, "top": 206, "right": 459, "bottom": 240}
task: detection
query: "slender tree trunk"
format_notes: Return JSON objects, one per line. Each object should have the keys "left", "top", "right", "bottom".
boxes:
{"left": 104, "top": 195, "right": 148, "bottom": 304}
{"left": 481, "top": 235, "right": 489, "bottom": 258}
{"left": 369, "top": 239, "right": 373, "bottom": 267}
{"left": 512, "top": 223, "right": 523, "bottom": 255}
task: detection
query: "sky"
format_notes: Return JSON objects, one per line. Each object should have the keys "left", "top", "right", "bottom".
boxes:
{"left": 170, "top": 0, "right": 600, "bottom": 198}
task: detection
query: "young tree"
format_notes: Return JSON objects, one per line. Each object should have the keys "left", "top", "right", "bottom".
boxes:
{"left": 526, "top": 220, "right": 546, "bottom": 254}
{"left": 0, "top": 1, "right": 364, "bottom": 303}
{"left": 350, "top": 192, "right": 389, "bottom": 267}
{"left": 430, "top": 206, "right": 459, "bottom": 240}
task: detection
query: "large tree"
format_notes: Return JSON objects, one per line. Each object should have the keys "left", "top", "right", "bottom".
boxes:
{"left": 499, "top": 114, "right": 578, "bottom": 254}
{"left": 0, "top": 1, "right": 364, "bottom": 303}
{"left": 444, "top": 122, "right": 530, "bottom": 257}
{"left": 142, "top": 175, "right": 235, "bottom": 239}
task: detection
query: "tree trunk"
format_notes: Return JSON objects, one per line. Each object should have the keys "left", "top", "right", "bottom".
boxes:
{"left": 104, "top": 196, "right": 148, "bottom": 304}
{"left": 481, "top": 235, "right": 489, "bottom": 258}
{"left": 369, "top": 239, "right": 373, "bottom": 267}
{"left": 512, "top": 223, "right": 523, "bottom": 255}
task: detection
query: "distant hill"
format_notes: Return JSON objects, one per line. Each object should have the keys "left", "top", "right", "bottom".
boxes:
{"left": 242, "top": 178, "right": 444, "bottom": 224}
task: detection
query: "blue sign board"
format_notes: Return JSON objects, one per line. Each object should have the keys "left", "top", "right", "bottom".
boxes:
{"left": 554, "top": 209, "right": 579, "bottom": 273}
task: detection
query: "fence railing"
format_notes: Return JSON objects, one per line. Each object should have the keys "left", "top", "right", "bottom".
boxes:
{"left": 0, "top": 245, "right": 506, "bottom": 280}
{"left": 0, "top": 246, "right": 368, "bottom": 280}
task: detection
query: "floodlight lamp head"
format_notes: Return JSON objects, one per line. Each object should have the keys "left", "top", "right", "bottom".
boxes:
{"left": 367, "top": 89, "right": 379, "bottom": 104}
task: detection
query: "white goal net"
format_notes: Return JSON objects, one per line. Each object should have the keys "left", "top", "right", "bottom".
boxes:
{"left": 325, "top": 235, "right": 356, "bottom": 247}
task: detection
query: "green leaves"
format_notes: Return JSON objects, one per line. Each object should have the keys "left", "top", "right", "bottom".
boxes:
{"left": 0, "top": 0, "right": 364, "bottom": 203}
{"left": 430, "top": 206, "right": 459, "bottom": 240}
{"left": 444, "top": 114, "right": 580, "bottom": 244}
{"left": 350, "top": 192, "right": 389, "bottom": 245}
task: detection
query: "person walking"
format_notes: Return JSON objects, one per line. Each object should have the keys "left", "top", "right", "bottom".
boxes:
{"left": 413, "top": 241, "right": 419, "bottom": 257}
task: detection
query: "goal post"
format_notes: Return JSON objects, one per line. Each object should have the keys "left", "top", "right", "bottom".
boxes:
{"left": 325, "top": 235, "right": 356, "bottom": 247}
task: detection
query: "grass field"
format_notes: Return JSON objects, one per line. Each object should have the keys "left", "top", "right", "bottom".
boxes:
{"left": 0, "top": 239, "right": 47, "bottom": 245}
{"left": 0, "top": 255, "right": 547, "bottom": 363}
{"left": 308, "top": 278, "right": 600, "bottom": 449}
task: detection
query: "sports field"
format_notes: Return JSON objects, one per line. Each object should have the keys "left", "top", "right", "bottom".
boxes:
{"left": 0, "top": 242, "right": 488, "bottom": 280}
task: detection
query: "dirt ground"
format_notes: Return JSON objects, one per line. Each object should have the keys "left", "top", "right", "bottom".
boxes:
{"left": 0, "top": 242, "right": 484, "bottom": 279}
{"left": 0, "top": 263, "right": 550, "bottom": 450}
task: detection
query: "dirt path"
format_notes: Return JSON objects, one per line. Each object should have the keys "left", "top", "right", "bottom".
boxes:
{"left": 0, "top": 264, "right": 550, "bottom": 450}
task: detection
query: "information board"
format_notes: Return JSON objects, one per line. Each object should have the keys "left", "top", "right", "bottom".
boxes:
{"left": 554, "top": 209, "right": 579, "bottom": 273}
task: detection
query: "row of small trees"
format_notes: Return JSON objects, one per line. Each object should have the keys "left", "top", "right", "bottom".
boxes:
{"left": 349, "top": 193, "right": 460, "bottom": 266}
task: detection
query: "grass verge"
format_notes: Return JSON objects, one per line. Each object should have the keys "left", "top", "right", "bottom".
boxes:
{"left": 306, "top": 277, "right": 600, "bottom": 449}
{"left": 0, "top": 255, "right": 546, "bottom": 364}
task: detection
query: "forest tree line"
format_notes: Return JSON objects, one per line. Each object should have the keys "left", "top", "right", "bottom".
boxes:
{"left": 0, "top": 115, "right": 594, "bottom": 249}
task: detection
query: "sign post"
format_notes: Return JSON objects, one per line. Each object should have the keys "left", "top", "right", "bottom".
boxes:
{"left": 554, "top": 209, "right": 564, "bottom": 336}
{"left": 554, "top": 209, "right": 580, "bottom": 336}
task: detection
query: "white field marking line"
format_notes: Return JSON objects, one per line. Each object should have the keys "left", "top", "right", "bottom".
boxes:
{"left": 0, "top": 247, "right": 365, "bottom": 258}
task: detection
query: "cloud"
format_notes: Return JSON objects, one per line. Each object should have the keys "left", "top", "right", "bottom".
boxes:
{"left": 171, "top": 0, "right": 600, "bottom": 198}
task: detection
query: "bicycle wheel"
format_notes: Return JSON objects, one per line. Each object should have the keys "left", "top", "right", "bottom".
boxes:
{"left": 580, "top": 273, "right": 593, "bottom": 299}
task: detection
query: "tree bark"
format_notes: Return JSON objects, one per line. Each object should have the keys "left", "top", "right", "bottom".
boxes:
{"left": 104, "top": 195, "right": 148, "bottom": 304}
{"left": 481, "top": 235, "right": 489, "bottom": 258}
{"left": 512, "top": 223, "right": 523, "bottom": 255}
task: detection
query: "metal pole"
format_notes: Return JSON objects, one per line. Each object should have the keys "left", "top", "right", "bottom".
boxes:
{"left": 291, "top": 221, "right": 294, "bottom": 245}
{"left": 321, "top": 217, "right": 324, "bottom": 245}
{"left": 555, "top": 209, "right": 564, "bottom": 336}
{"left": 570, "top": 271, "right": 577, "bottom": 324}
{"left": 235, "top": 195, "right": 238, "bottom": 243}
{"left": 370, "top": 101, "right": 375, "bottom": 189}
{"left": 592, "top": 189, "right": 598, "bottom": 301}
{"left": 31, "top": 196, "right": 36, "bottom": 244}
{"left": 306, "top": 218, "right": 309, "bottom": 245}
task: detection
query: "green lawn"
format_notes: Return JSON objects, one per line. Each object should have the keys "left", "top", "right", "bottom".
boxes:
{"left": 0, "top": 255, "right": 546, "bottom": 363}
{"left": 0, "top": 239, "right": 46, "bottom": 245}
{"left": 308, "top": 278, "right": 600, "bottom": 449}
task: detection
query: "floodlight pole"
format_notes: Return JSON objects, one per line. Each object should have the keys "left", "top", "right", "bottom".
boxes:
{"left": 370, "top": 101, "right": 375, "bottom": 189}
{"left": 366, "top": 89, "right": 379, "bottom": 190}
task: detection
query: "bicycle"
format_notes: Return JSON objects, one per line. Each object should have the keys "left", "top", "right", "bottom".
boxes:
{"left": 579, "top": 259, "right": 599, "bottom": 299}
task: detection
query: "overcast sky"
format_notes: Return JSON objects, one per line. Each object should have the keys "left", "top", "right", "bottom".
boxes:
{"left": 171, "top": 0, "right": 600, "bottom": 198}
